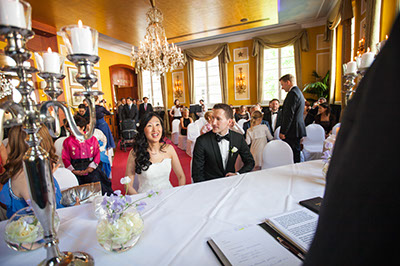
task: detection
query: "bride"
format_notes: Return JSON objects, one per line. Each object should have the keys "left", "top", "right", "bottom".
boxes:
{"left": 125, "top": 112, "right": 186, "bottom": 194}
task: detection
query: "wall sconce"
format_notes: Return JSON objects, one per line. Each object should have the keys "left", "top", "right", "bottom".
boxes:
{"left": 173, "top": 75, "right": 183, "bottom": 98}
{"left": 236, "top": 67, "right": 247, "bottom": 94}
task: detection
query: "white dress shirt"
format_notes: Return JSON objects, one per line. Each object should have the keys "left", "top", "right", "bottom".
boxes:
{"left": 271, "top": 112, "right": 278, "bottom": 132}
{"left": 216, "top": 133, "right": 230, "bottom": 170}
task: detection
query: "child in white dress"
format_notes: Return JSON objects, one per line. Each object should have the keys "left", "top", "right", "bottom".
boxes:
{"left": 246, "top": 111, "right": 273, "bottom": 170}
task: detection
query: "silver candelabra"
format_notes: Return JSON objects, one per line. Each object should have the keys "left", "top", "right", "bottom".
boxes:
{"left": 0, "top": 1, "right": 102, "bottom": 264}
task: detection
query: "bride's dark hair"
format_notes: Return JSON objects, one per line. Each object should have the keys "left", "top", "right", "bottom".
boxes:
{"left": 133, "top": 112, "right": 167, "bottom": 174}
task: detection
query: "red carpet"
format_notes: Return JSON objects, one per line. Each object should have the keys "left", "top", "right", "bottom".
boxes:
{"left": 111, "top": 137, "right": 192, "bottom": 192}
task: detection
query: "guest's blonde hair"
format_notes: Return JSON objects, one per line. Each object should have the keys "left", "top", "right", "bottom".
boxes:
{"left": 204, "top": 111, "right": 213, "bottom": 122}
{"left": 250, "top": 111, "right": 263, "bottom": 127}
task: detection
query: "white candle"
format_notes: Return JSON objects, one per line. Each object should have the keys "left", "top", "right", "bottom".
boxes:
{"left": 345, "top": 61, "right": 357, "bottom": 75}
{"left": 71, "top": 20, "right": 93, "bottom": 54}
{"left": 43, "top": 47, "right": 60, "bottom": 73}
{"left": 360, "top": 48, "right": 375, "bottom": 68}
{"left": 0, "top": 0, "right": 26, "bottom": 28}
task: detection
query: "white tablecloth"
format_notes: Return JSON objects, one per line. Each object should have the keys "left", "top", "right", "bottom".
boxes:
{"left": 0, "top": 160, "right": 326, "bottom": 265}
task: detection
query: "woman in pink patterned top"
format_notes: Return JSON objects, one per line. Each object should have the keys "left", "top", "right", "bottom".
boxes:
{"left": 62, "top": 115, "right": 113, "bottom": 195}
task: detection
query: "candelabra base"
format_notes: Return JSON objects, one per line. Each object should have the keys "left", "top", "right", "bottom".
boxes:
{"left": 39, "top": 251, "right": 94, "bottom": 266}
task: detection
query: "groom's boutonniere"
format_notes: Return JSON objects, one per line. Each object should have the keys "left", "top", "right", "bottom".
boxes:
{"left": 230, "top": 146, "right": 238, "bottom": 156}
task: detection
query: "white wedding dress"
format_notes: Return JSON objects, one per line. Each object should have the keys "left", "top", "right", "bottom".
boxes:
{"left": 137, "top": 158, "right": 173, "bottom": 193}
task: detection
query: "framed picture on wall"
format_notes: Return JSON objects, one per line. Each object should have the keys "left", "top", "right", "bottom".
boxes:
{"left": 70, "top": 87, "right": 85, "bottom": 106}
{"left": 59, "top": 44, "right": 72, "bottom": 64}
{"left": 233, "top": 47, "right": 249, "bottom": 62}
{"left": 67, "top": 66, "right": 80, "bottom": 87}
{"left": 172, "top": 71, "right": 185, "bottom": 103}
{"left": 234, "top": 63, "right": 250, "bottom": 100}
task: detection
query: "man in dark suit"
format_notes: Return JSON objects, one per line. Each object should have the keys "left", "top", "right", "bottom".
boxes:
{"left": 278, "top": 74, "right": 306, "bottom": 163}
{"left": 192, "top": 103, "right": 255, "bottom": 183}
{"left": 122, "top": 97, "right": 138, "bottom": 122}
{"left": 139, "top": 96, "right": 153, "bottom": 120}
{"left": 263, "top": 98, "right": 282, "bottom": 134}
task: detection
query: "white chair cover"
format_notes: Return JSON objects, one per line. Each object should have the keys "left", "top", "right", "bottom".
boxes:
{"left": 186, "top": 123, "right": 200, "bottom": 157}
{"left": 54, "top": 136, "right": 67, "bottom": 167}
{"left": 54, "top": 167, "right": 79, "bottom": 191}
{"left": 332, "top": 123, "right": 341, "bottom": 135}
{"left": 302, "top": 124, "right": 325, "bottom": 161}
{"left": 171, "top": 119, "right": 180, "bottom": 145}
{"left": 195, "top": 117, "right": 207, "bottom": 129}
{"left": 274, "top": 126, "right": 281, "bottom": 140}
{"left": 262, "top": 140, "right": 294, "bottom": 169}
{"left": 237, "top": 119, "right": 247, "bottom": 129}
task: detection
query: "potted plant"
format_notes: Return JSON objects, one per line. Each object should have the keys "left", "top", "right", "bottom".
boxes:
{"left": 303, "top": 70, "right": 330, "bottom": 99}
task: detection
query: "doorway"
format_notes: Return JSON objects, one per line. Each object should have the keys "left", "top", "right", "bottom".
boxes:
{"left": 109, "top": 64, "right": 138, "bottom": 104}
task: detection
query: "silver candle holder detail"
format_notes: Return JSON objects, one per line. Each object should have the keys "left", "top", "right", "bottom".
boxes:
{"left": 0, "top": 1, "right": 100, "bottom": 264}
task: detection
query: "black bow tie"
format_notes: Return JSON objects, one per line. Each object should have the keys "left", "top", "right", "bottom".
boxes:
{"left": 216, "top": 133, "right": 230, "bottom": 142}
{"left": 272, "top": 112, "right": 278, "bottom": 115}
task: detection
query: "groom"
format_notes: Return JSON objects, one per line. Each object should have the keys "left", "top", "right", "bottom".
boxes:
{"left": 192, "top": 103, "right": 255, "bottom": 183}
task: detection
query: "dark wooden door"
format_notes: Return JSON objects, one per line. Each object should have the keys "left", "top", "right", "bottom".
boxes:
{"left": 109, "top": 65, "right": 138, "bottom": 105}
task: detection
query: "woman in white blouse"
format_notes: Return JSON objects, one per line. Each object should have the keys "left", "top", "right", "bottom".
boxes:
{"left": 169, "top": 99, "right": 182, "bottom": 120}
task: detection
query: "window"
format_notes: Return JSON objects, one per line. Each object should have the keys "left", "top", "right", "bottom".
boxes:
{"left": 142, "top": 71, "right": 164, "bottom": 107}
{"left": 263, "top": 45, "right": 296, "bottom": 102}
{"left": 193, "top": 57, "right": 222, "bottom": 106}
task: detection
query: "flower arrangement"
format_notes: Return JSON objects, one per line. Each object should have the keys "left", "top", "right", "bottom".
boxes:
{"left": 96, "top": 176, "right": 158, "bottom": 252}
{"left": 4, "top": 205, "right": 60, "bottom": 252}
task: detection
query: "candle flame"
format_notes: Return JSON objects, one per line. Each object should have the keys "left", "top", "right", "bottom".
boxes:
{"left": 386, "top": 35, "right": 388, "bottom": 40}
{"left": 367, "top": 47, "right": 370, "bottom": 53}
{"left": 47, "top": 47, "right": 52, "bottom": 53}
{"left": 78, "top": 20, "right": 83, "bottom": 28}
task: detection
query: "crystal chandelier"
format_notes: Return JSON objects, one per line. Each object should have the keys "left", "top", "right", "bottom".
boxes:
{"left": 132, "top": 6, "right": 184, "bottom": 74}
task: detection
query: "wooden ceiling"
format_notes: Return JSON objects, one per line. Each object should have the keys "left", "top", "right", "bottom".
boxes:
{"left": 27, "top": 0, "right": 335, "bottom": 47}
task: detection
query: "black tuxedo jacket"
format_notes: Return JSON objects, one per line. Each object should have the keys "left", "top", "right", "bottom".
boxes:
{"left": 192, "top": 130, "right": 255, "bottom": 183}
{"left": 280, "top": 86, "right": 306, "bottom": 139}
{"left": 122, "top": 104, "right": 138, "bottom": 121}
{"left": 263, "top": 109, "right": 282, "bottom": 133}
{"left": 139, "top": 103, "right": 153, "bottom": 119}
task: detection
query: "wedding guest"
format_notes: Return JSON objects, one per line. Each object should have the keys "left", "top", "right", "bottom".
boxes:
{"left": 235, "top": 105, "right": 250, "bottom": 122}
{"left": 123, "top": 97, "right": 138, "bottom": 122}
{"left": 125, "top": 112, "right": 186, "bottom": 194}
{"left": 169, "top": 99, "right": 182, "bottom": 120}
{"left": 279, "top": 74, "right": 307, "bottom": 163}
{"left": 77, "top": 103, "right": 90, "bottom": 121}
{"left": 117, "top": 98, "right": 126, "bottom": 123}
{"left": 0, "top": 125, "right": 64, "bottom": 218}
{"left": 243, "top": 105, "right": 272, "bottom": 135}
{"left": 95, "top": 96, "right": 115, "bottom": 151}
{"left": 196, "top": 99, "right": 206, "bottom": 118}
{"left": 304, "top": 100, "right": 311, "bottom": 121}
{"left": 62, "top": 115, "right": 113, "bottom": 195}
{"left": 200, "top": 111, "right": 213, "bottom": 135}
{"left": 139, "top": 96, "right": 153, "bottom": 120}
{"left": 263, "top": 98, "right": 282, "bottom": 133}
{"left": 93, "top": 128, "right": 111, "bottom": 179}
{"left": 180, "top": 109, "right": 193, "bottom": 136}
{"left": 246, "top": 111, "right": 273, "bottom": 170}
{"left": 305, "top": 97, "right": 327, "bottom": 126}
{"left": 192, "top": 103, "right": 255, "bottom": 182}
{"left": 314, "top": 102, "right": 336, "bottom": 138}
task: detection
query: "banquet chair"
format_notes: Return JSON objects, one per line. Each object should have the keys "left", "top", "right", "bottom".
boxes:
{"left": 186, "top": 123, "right": 200, "bottom": 157}
{"left": 195, "top": 117, "right": 207, "bottom": 129}
{"left": 178, "top": 124, "right": 187, "bottom": 151}
{"left": 332, "top": 123, "right": 341, "bottom": 135}
{"left": 54, "top": 136, "right": 67, "bottom": 167}
{"left": 262, "top": 140, "right": 294, "bottom": 169}
{"left": 274, "top": 126, "right": 281, "bottom": 140}
{"left": 53, "top": 167, "right": 79, "bottom": 191}
{"left": 302, "top": 124, "right": 325, "bottom": 161}
{"left": 237, "top": 119, "right": 247, "bottom": 129}
{"left": 171, "top": 119, "right": 180, "bottom": 145}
